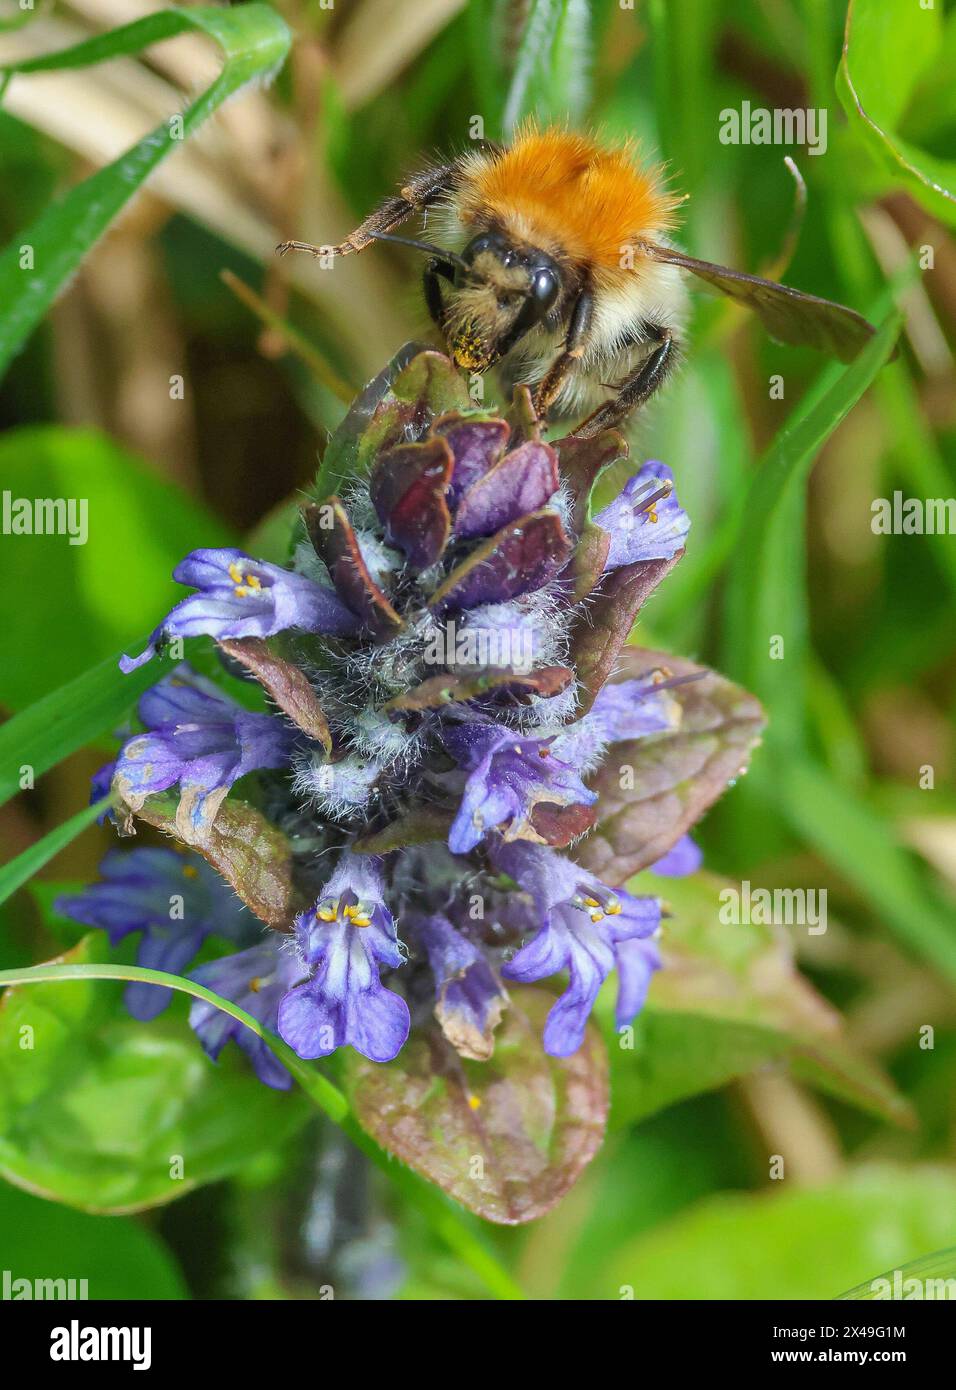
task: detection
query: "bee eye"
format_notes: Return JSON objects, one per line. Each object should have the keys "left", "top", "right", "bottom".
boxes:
{"left": 462, "top": 230, "right": 509, "bottom": 264}
{"left": 528, "top": 267, "right": 559, "bottom": 319}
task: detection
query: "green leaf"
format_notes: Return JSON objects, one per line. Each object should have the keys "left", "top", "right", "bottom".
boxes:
{"left": 0, "top": 426, "right": 231, "bottom": 710}
{"left": 0, "top": 1181, "right": 187, "bottom": 1299}
{"left": 0, "top": 799, "right": 107, "bottom": 908}
{"left": 0, "top": 4, "right": 292, "bottom": 376}
{"left": 501, "top": 0, "right": 592, "bottom": 135}
{"left": 607, "top": 870, "right": 910, "bottom": 1128}
{"left": 0, "top": 950, "right": 525, "bottom": 1298}
{"left": 722, "top": 311, "right": 900, "bottom": 756}
{"left": 604, "top": 1167, "right": 956, "bottom": 1299}
{"left": 0, "top": 933, "right": 310, "bottom": 1213}
{"left": 0, "top": 644, "right": 156, "bottom": 809}
{"left": 346, "top": 988, "right": 608, "bottom": 1225}
{"left": 838, "top": 0, "right": 956, "bottom": 227}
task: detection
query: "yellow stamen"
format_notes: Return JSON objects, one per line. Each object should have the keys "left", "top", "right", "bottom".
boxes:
{"left": 468, "top": 1095, "right": 482, "bottom": 1111}
{"left": 589, "top": 911, "right": 604, "bottom": 923}
{"left": 317, "top": 907, "right": 337, "bottom": 922}
{"left": 228, "top": 562, "right": 244, "bottom": 585}
{"left": 248, "top": 977, "right": 261, "bottom": 994}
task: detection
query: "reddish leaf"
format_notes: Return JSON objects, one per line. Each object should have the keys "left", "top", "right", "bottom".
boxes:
{"left": 454, "top": 439, "right": 560, "bottom": 540}
{"left": 304, "top": 499, "right": 403, "bottom": 639}
{"left": 530, "top": 800, "right": 599, "bottom": 847}
{"left": 576, "top": 649, "right": 765, "bottom": 885}
{"left": 569, "top": 555, "right": 682, "bottom": 713}
{"left": 431, "top": 412, "right": 510, "bottom": 499}
{"left": 128, "top": 792, "right": 305, "bottom": 931}
{"left": 429, "top": 509, "right": 572, "bottom": 616}
{"left": 555, "top": 430, "right": 628, "bottom": 532}
{"left": 346, "top": 987, "right": 608, "bottom": 1224}
{"left": 217, "top": 636, "right": 332, "bottom": 750}
{"left": 565, "top": 521, "right": 611, "bottom": 602}
{"left": 370, "top": 438, "right": 454, "bottom": 569}
{"left": 317, "top": 340, "right": 431, "bottom": 497}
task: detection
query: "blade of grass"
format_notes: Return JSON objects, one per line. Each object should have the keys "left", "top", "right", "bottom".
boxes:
{"left": 0, "top": 799, "right": 107, "bottom": 905}
{"left": 723, "top": 310, "right": 901, "bottom": 754}
{"left": 0, "top": 959, "right": 524, "bottom": 1299}
{"left": 0, "top": 4, "right": 291, "bottom": 377}
{"left": 0, "top": 643, "right": 154, "bottom": 808}
{"left": 501, "top": 0, "right": 590, "bottom": 135}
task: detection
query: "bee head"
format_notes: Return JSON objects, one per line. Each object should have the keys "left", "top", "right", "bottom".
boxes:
{"left": 446, "top": 230, "right": 562, "bottom": 373}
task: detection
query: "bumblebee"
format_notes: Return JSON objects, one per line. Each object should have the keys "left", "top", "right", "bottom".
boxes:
{"left": 278, "top": 125, "right": 878, "bottom": 437}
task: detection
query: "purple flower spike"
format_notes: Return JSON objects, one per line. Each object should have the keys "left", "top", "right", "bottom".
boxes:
{"left": 277, "top": 854, "right": 409, "bottom": 1063}
{"left": 444, "top": 720, "right": 597, "bottom": 854}
{"left": 492, "top": 840, "right": 661, "bottom": 1056}
{"left": 120, "top": 547, "right": 358, "bottom": 672}
{"left": 650, "top": 833, "right": 702, "bottom": 877}
{"left": 593, "top": 462, "right": 689, "bottom": 571}
{"left": 54, "top": 846, "right": 247, "bottom": 1020}
{"left": 113, "top": 667, "right": 293, "bottom": 836}
{"left": 190, "top": 939, "right": 302, "bottom": 1090}
{"left": 411, "top": 912, "right": 508, "bottom": 1060}
{"left": 584, "top": 676, "right": 683, "bottom": 743}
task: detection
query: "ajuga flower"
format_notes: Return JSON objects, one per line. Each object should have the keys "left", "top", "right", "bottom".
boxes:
{"left": 189, "top": 939, "right": 301, "bottom": 1090}
{"left": 61, "top": 348, "right": 763, "bottom": 1090}
{"left": 55, "top": 846, "right": 253, "bottom": 1019}
{"left": 120, "top": 549, "right": 357, "bottom": 672}
{"left": 112, "top": 667, "right": 294, "bottom": 837}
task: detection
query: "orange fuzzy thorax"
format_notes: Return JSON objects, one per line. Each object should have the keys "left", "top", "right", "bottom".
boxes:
{"left": 461, "top": 127, "right": 682, "bottom": 272}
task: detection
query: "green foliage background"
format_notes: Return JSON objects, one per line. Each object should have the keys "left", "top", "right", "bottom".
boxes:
{"left": 0, "top": 0, "right": 954, "bottom": 1300}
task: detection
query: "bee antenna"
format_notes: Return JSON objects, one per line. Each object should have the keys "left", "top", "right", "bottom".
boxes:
{"left": 368, "top": 230, "right": 468, "bottom": 272}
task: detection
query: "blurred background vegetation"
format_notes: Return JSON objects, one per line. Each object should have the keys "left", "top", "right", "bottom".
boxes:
{"left": 0, "top": 0, "right": 955, "bottom": 1299}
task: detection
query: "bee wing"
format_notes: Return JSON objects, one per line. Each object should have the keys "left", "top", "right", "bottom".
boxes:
{"left": 644, "top": 243, "right": 884, "bottom": 363}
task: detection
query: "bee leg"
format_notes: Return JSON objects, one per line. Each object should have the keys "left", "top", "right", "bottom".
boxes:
{"left": 573, "top": 325, "right": 677, "bottom": 437}
{"left": 278, "top": 161, "right": 464, "bottom": 260}
{"left": 423, "top": 257, "right": 455, "bottom": 328}
{"left": 531, "top": 288, "right": 595, "bottom": 418}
